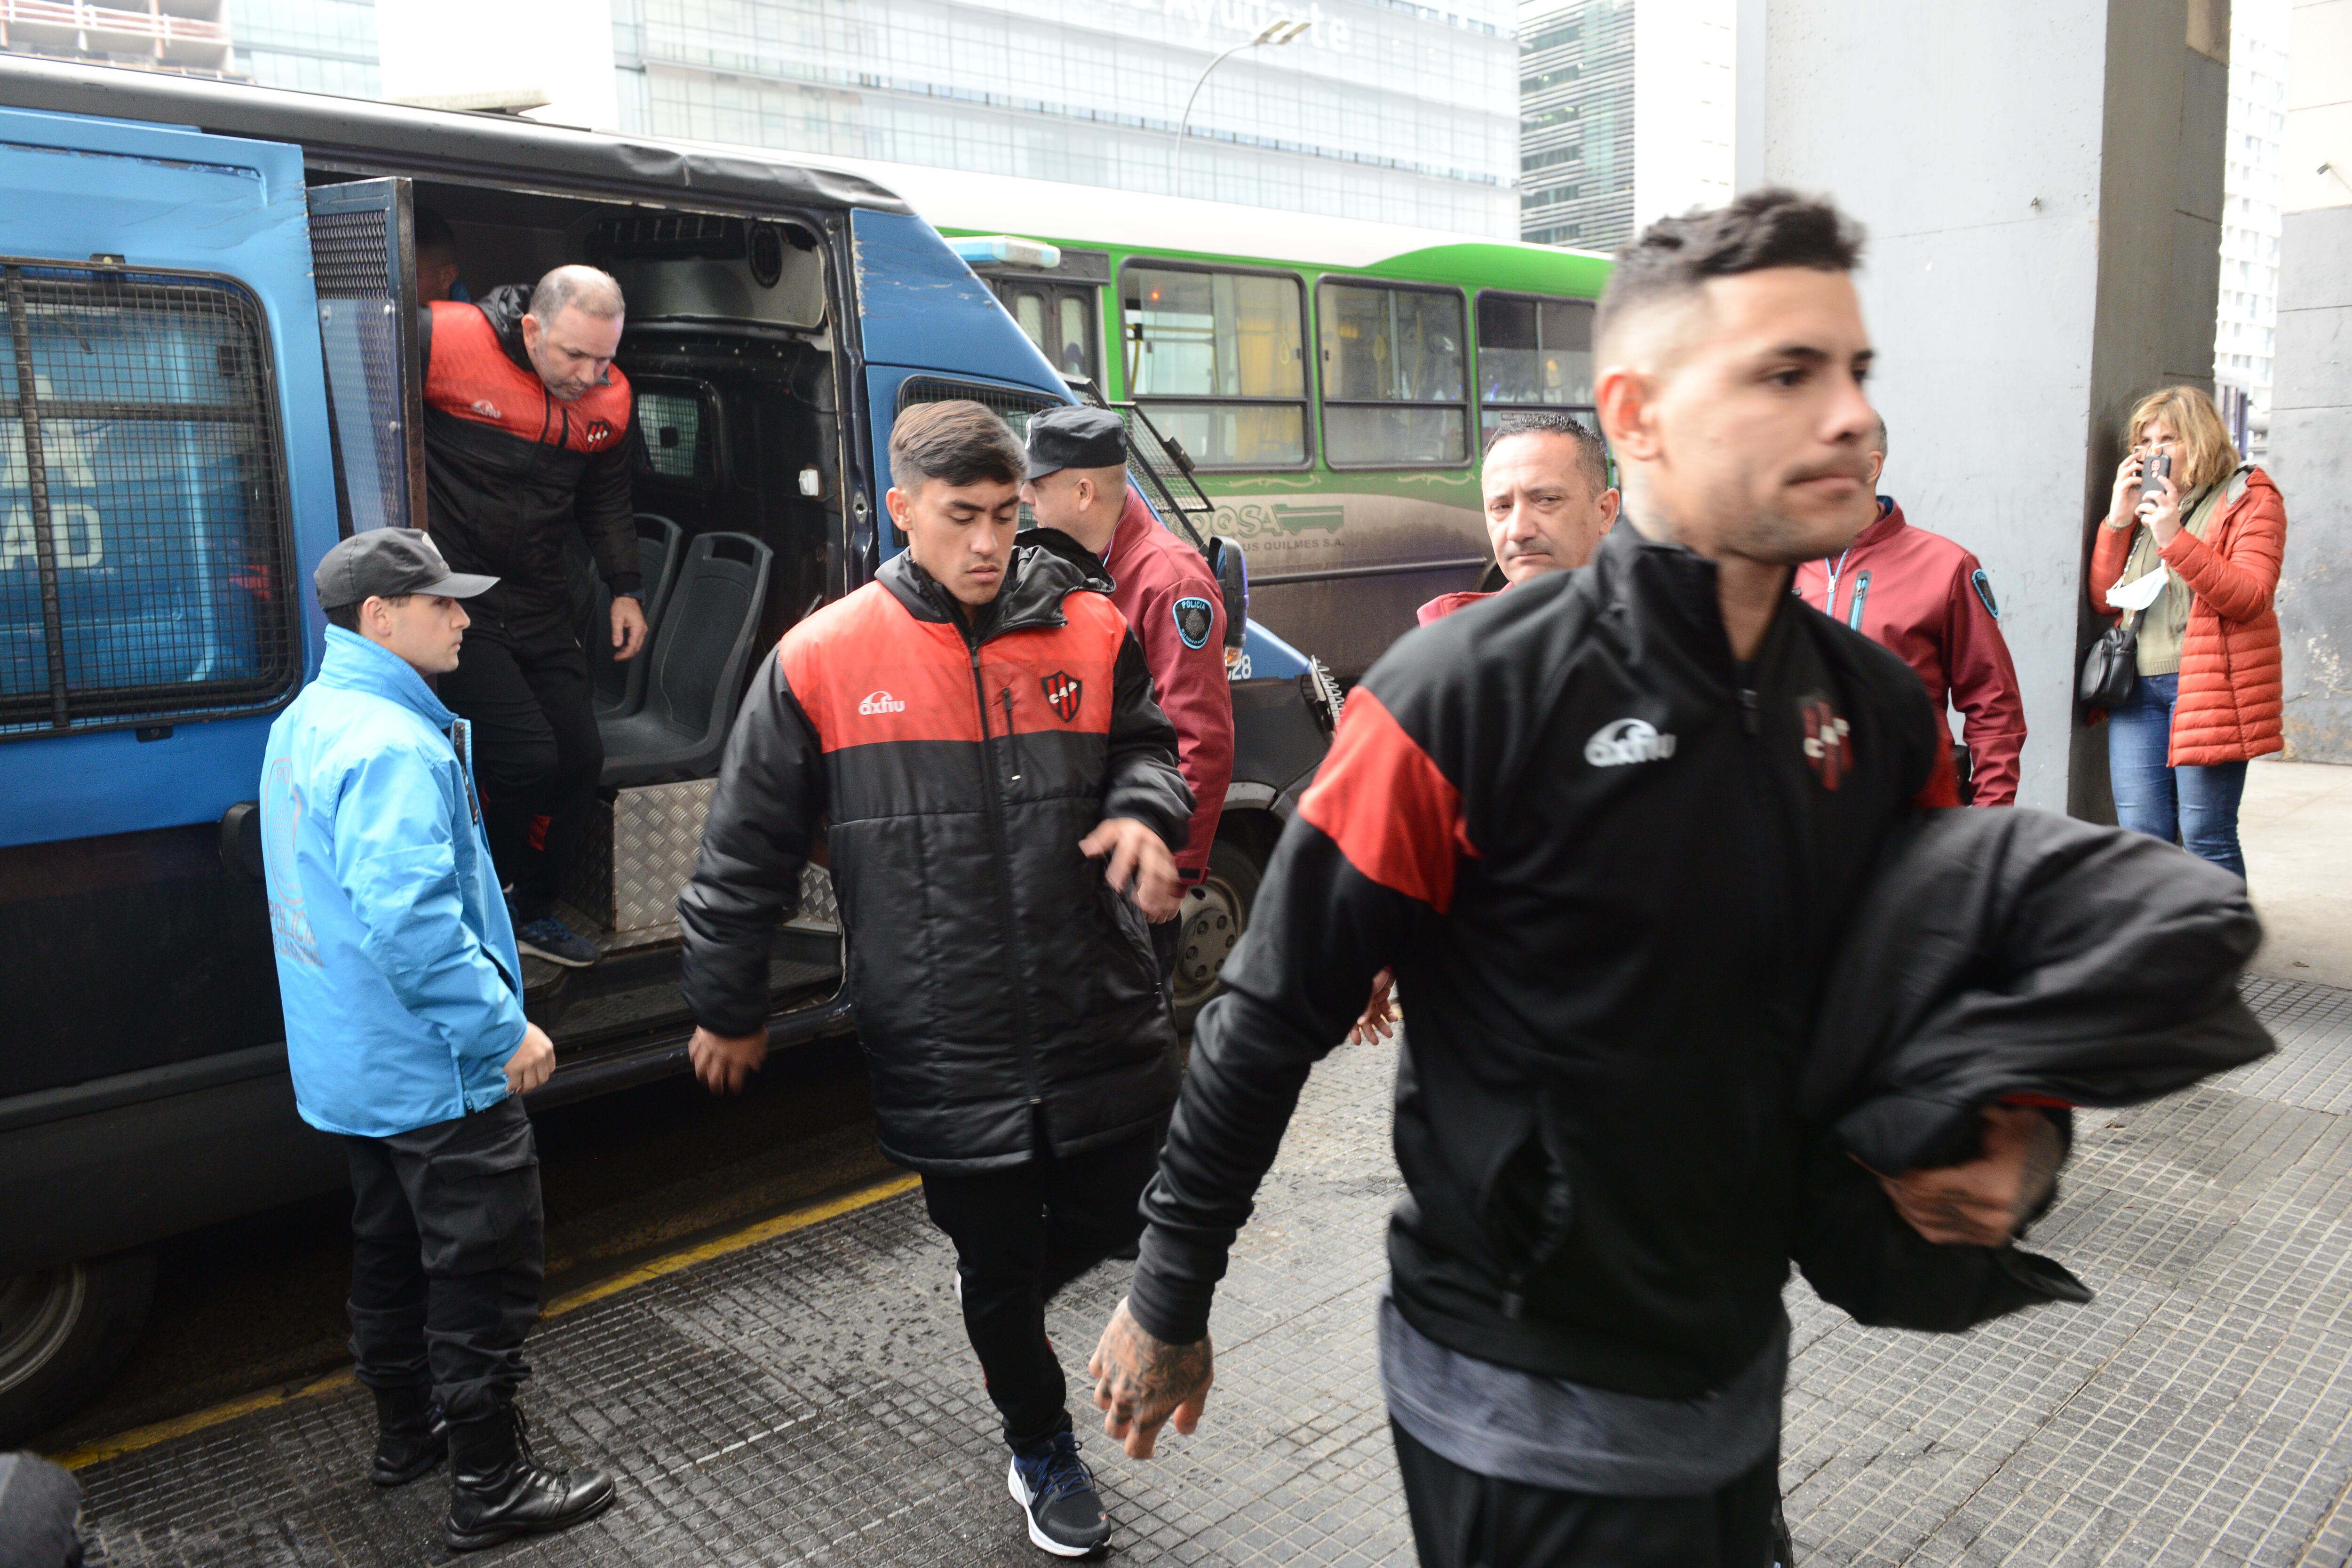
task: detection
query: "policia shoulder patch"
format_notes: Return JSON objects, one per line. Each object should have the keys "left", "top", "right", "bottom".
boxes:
{"left": 1173, "top": 596, "right": 1215, "bottom": 650}
{"left": 1971, "top": 568, "right": 2001, "bottom": 619}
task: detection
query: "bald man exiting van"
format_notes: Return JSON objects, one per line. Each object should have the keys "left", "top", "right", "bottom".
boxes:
{"left": 422, "top": 266, "right": 645, "bottom": 969}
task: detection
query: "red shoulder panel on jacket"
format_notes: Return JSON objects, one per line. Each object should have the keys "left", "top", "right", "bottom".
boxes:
{"left": 1298, "top": 687, "right": 1475, "bottom": 913}
{"left": 425, "top": 302, "right": 632, "bottom": 455}
{"left": 778, "top": 586, "right": 982, "bottom": 750}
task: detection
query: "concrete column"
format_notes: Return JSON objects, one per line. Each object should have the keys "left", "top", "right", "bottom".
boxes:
{"left": 1738, "top": 1, "right": 2230, "bottom": 814}
{"left": 2272, "top": 0, "right": 2352, "bottom": 761}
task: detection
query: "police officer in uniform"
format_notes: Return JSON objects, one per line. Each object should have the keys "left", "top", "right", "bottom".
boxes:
{"left": 1020, "top": 406, "right": 1235, "bottom": 999}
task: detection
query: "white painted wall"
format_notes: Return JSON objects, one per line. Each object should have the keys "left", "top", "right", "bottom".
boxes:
{"left": 376, "top": 0, "right": 620, "bottom": 132}
{"left": 1740, "top": 0, "right": 2226, "bottom": 814}
{"left": 2271, "top": 0, "right": 2352, "bottom": 760}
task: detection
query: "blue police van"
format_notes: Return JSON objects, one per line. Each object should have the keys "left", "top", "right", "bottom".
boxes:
{"left": 0, "top": 59, "right": 1339, "bottom": 1441}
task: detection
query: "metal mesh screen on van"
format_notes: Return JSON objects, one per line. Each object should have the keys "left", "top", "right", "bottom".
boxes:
{"left": 307, "top": 184, "right": 423, "bottom": 535}
{"left": 0, "top": 262, "right": 299, "bottom": 738}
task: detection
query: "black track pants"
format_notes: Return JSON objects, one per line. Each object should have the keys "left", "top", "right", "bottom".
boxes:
{"left": 344, "top": 1097, "right": 545, "bottom": 1425}
{"left": 919, "top": 1125, "right": 1164, "bottom": 1450}
{"left": 1392, "top": 1419, "right": 1781, "bottom": 1568}
{"left": 437, "top": 614, "right": 602, "bottom": 923}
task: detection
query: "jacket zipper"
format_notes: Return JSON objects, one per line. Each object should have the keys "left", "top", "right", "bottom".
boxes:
{"left": 1001, "top": 687, "right": 1023, "bottom": 782}
{"left": 962, "top": 626, "right": 1047, "bottom": 1116}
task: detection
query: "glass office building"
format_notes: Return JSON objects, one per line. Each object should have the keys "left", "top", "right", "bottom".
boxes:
{"left": 610, "top": 0, "right": 1519, "bottom": 235}
{"left": 1515, "top": 0, "right": 1632, "bottom": 250}
{"left": 231, "top": 0, "right": 380, "bottom": 97}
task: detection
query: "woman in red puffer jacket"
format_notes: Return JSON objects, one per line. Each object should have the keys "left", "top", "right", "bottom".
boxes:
{"left": 2089, "top": 385, "right": 2285, "bottom": 878}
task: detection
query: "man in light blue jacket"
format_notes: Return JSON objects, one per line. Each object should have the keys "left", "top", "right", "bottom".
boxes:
{"left": 262, "top": 528, "right": 613, "bottom": 1552}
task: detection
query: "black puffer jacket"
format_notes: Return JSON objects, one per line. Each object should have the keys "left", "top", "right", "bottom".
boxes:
{"left": 678, "top": 540, "right": 1193, "bottom": 1173}
{"left": 418, "top": 285, "right": 640, "bottom": 624}
{"left": 1793, "top": 807, "right": 2271, "bottom": 1331}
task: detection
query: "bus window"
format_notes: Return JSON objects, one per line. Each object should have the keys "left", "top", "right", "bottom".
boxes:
{"left": 2, "top": 263, "right": 297, "bottom": 738}
{"left": 993, "top": 280, "right": 1099, "bottom": 386}
{"left": 1318, "top": 280, "right": 1469, "bottom": 469}
{"left": 1121, "top": 264, "right": 1307, "bottom": 468}
{"left": 1477, "top": 293, "right": 1595, "bottom": 433}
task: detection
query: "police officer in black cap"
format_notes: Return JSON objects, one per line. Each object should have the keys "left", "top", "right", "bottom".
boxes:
{"left": 1021, "top": 407, "right": 1233, "bottom": 1003}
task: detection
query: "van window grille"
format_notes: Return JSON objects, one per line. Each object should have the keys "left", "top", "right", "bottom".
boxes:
{"left": 0, "top": 261, "right": 298, "bottom": 739}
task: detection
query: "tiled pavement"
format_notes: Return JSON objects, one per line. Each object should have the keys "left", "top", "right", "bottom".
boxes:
{"left": 76, "top": 976, "right": 2352, "bottom": 1566}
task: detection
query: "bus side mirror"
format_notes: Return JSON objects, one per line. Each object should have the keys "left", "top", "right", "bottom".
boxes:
{"left": 1208, "top": 535, "right": 1247, "bottom": 653}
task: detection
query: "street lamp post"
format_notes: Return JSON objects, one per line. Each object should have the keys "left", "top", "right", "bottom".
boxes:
{"left": 1174, "top": 18, "right": 1312, "bottom": 200}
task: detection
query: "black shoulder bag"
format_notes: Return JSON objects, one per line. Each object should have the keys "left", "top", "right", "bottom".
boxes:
{"left": 2079, "top": 604, "right": 2143, "bottom": 710}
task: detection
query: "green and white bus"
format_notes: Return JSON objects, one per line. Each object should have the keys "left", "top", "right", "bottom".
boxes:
{"left": 808, "top": 156, "right": 1612, "bottom": 680}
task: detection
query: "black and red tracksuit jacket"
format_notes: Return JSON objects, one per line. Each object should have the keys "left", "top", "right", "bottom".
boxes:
{"left": 1128, "top": 524, "right": 1958, "bottom": 1398}
{"left": 419, "top": 284, "right": 639, "bottom": 623}
{"left": 677, "top": 538, "right": 1195, "bottom": 1174}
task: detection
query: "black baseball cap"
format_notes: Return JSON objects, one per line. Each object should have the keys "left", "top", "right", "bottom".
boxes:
{"left": 1025, "top": 404, "right": 1128, "bottom": 480}
{"left": 314, "top": 528, "right": 497, "bottom": 611}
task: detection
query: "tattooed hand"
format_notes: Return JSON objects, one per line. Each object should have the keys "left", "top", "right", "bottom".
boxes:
{"left": 1874, "top": 1104, "right": 2063, "bottom": 1247}
{"left": 1089, "top": 1297, "right": 1214, "bottom": 1458}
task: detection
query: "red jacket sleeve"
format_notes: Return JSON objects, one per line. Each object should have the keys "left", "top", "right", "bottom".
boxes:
{"left": 1130, "top": 572, "right": 1235, "bottom": 878}
{"left": 2160, "top": 478, "right": 2285, "bottom": 625}
{"left": 1942, "top": 556, "right": 2027, "bottom": 807}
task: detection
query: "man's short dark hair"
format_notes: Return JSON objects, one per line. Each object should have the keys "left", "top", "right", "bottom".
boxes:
{"left": 1484, "top": 410, "right": 1611, "bottom": 493}
{"left": 1597, "top": 188, "right": 1865, "bottom": 350}
{"left": 324, "top": 594, "right": 412, "bottom": 633}
{"left": 413, "top": 207, "right": 457, "bottom": 259}
{"left": 890, "top": 401, "right": 1027, "bottom": 491}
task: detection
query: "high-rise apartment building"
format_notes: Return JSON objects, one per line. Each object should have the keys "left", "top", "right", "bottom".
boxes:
{"left": 1516, "top": 0, "right": 1732, "bottom": 255}
{"left": 610, "top": 0, "right": 1518, "bottom": 235}
{"left": 0, "top": 0, "right": 233, "bottom": 77}
{"left": 2217, "top": 0, "right": 2289, "bottom": 452}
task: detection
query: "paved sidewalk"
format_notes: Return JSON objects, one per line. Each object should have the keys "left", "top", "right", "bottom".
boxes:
{"left": 2243, "top": 759, "right": 2352, "bottom": 989}
{"left": 76, "top": 976, "right": 2352, "bottom": 1567}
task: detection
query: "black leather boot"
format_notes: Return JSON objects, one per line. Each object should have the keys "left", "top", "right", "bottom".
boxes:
{"left": 368, "top": 1382, "right": 445, "bottom": 1488}
{"left": 442, "top": 1406, "right": 615, "bottom": 1552}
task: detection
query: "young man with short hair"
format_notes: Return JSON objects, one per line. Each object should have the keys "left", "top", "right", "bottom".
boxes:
{"left": 1419, "top": 410, "right": 1621, "bottom": 624}
{"left": 1086, "top": 191, "right": 2058, "bottom": 1568}
{"left": 260, "top": 529, "right": 614, "bottom": 1553}
{"left": 1794, "top": 417, "right": 2028, "bottom": 804}
{"left": 679, "top": 401, "right": 1193, "bottom": 1557}
{"left": 1019, "top": 404, "right": 1235, "bottom": 990}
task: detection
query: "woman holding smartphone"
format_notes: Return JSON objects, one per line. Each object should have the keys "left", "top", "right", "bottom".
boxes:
{"left": 2090, "top": 386, "right": 2287, "bottom": 877}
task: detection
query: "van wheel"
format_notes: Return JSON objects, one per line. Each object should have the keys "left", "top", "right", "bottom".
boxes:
{"left": 1170, "top": 832, "right": 1265, "bottom": 1035}
{"left": 0, "top": 1250, "right": 158, "bottom": 1446}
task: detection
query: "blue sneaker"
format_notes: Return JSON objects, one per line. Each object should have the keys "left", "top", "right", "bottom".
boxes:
{"left": 514, "top": 917, "right": 601, "bottom": 968}
{"left": 1007, "top": 1431, "right": 1111, "bottom": 1557}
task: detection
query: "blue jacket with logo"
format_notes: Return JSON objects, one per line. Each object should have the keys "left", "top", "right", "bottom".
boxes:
{"left": 260, "top": 626, "right": 527, "bottom": 1138}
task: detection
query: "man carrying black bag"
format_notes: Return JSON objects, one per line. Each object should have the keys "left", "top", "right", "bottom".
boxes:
{"left": 1083, "top": 191, "right": 2065, "bottom": 1568}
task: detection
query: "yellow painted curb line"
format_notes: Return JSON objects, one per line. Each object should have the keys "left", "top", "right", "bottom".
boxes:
{"left": 55, "top": 1170, "right": 922, "bottom": 1471}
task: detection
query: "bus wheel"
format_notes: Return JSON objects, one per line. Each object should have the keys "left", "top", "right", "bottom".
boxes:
{"left": 0, "top": 1250, "right": 157, "bottom": 1446}
{"left": 1170, "top": 831, "right": 1265, "bottom": 1035}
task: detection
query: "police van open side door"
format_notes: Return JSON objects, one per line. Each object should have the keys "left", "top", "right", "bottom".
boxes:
{"left": 304, "top": 179, "right": 428, "bottom": 535}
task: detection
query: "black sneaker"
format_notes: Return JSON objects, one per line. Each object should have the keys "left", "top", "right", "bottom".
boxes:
{"left": 515, "top": 917, "right": 601, "bottom": 968}
{"left": 1007, "top": 1431, "right": 1111, "bottom": 1557}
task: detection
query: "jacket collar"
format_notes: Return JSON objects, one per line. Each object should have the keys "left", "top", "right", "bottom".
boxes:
{"left": 879, "top": 537, "right": 1111, "bottom": 643}
{"left": 1843, "top": 497, "right": 1907, "bottom": 554}
{"left": 318, "top": 625, "right": 460, "bottom": 731}
{"left": 1587, "top": 518, "right": 1788, "bottom": 677}
{"left": 473, "top": 283, "right": 536, "bottom": 374}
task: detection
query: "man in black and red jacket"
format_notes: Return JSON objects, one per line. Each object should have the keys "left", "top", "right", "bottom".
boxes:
{"left": 1085, "top": 192, "right": 2063, "bottom": 1568}
{"left": 421, "top": 265, "right": 644, "bottom": 969}
{"left": 678, "top": 401, "right": 1193, "bottom": 1559}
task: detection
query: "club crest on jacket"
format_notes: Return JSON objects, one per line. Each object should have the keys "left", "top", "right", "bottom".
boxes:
{"left": 1041, "top": 671, "right": 1083, "bottom": 722}
{"left": 1799, "top": 692, "right": 1853, "bottom": 789}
